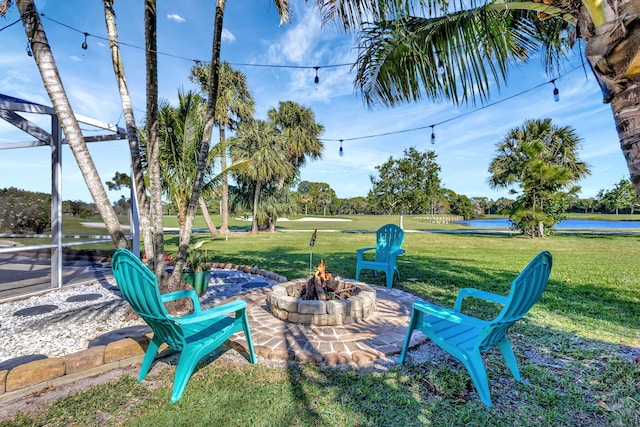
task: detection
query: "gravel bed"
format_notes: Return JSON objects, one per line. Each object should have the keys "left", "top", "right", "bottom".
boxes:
{"left": 0, "top": 269, "right": 277, "bottom": 364}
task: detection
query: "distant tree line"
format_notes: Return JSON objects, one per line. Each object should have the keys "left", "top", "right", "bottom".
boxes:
{"left": 0, "top": 187, "right": 128, "bottom": 234}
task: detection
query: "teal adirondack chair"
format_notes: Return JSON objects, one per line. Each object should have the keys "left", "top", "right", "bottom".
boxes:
{"left": 355, "top": 224, "right": 405, "bottom": 288}
{"left": 111, "top": 249, "right": 257, "bottom": 403}
{"left": 399, "top": 251, "right": 552, "bottom": 407}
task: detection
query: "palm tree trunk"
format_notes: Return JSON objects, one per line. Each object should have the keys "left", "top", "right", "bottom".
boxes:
{"left": 144, "top": 0, "right": 166, "bottom": 277}
{"left": 252, "top": 181, "right": 261, "bottom": 234}
{"left": 103, "top": 0, "right": 153, "bottom": 256}
{"left": 171, "top": 0, "right": 226, "bottom": 281}
{"left": 610, "top": 79, "right": 640, "bottom": 203}
{"left": 199, "top": 196, "right": 219, "bottom": 235}
{"left": 17, "top": 0, "right": 126, "bottom": 248}
{"left": 219, "top": 126, "right": 229, "bottom": 233}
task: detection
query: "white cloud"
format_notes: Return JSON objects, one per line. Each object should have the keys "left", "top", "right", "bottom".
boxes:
{"left": 167, "top": 14, "right": 186, "bottom": 23}
{"left": 69, "top": 55, "right": 82, "bottom": 62}
{"left": 221, "top": 28, "right": 235, "bottom": 42}
{"left": 268, "top": 6, "right": 322, "bottom": 64}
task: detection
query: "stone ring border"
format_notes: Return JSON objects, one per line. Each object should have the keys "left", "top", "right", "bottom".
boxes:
{"left": 268, "top": 279, "right": 377, "bottom": 326}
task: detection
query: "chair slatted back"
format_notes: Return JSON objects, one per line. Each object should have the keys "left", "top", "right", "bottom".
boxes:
{"left": 112, "top": 249, "right": 186, "bottom": 351}
{"left": 478, "top": 251, "right": 552, "bottom": 352}
{"left": 375, "top": 224, "right": 405, "bottom": 264}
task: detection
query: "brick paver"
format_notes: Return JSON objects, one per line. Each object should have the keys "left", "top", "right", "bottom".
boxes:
{"left": 227, "top": 286, "right": 427, "bottom": 365}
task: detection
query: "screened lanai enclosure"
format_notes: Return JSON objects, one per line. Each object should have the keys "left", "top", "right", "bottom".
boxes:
{"left": 0, "top": 93, "right": 138, "bottom": 299}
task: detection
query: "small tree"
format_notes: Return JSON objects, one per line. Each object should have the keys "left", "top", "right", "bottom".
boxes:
{"left": 489, "top": 118, "right": 590, "bottom": 237}
{"left": 601, "top": 179, "right": 637, "bottom": 214}
{"left": 369, "top": 147, "right": 442, "bottom": 215}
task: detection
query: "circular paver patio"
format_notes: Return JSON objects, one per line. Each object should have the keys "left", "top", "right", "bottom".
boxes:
{"left": 226, "top": 285, "right": 427, "bottom": 365}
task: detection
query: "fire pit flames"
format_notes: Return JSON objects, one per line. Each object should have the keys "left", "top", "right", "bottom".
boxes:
{"left": 267, "top": 260, "right": 376, "bottom": 326}
{"left": 299, "top": 259, "right": 359, "bottom": 301}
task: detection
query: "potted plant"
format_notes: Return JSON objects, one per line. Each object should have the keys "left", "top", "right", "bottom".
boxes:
{"left": 181, "top": 247, "right": 211, "bottom": 296}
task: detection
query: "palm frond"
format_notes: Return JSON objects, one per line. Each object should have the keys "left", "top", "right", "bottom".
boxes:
{"left": 355, "top": 4, "right": 573, "bottom": 107}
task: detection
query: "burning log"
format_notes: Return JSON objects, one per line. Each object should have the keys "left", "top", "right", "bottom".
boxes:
{"left": 302, "top": 259, "right": 359, "bottom": 300}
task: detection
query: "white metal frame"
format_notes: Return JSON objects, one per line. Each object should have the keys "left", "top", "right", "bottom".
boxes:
{"left": 0, "top": 93, "right": 140, "bottom": 289}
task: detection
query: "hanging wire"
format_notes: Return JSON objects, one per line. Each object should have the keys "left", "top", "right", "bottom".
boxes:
{"left": 0, "top": 17, "right": 21, "bottom": 32}
{"left": 33, "top": 13, "right": 589, "bottom": 145}
{"left": 321, "top": 66, "right": 582, "bottom": 143}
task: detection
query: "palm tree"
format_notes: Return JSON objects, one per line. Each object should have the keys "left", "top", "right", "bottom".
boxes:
{"left": 189, "top": 61, "right": 255, "bottom": 234}
{"left": 142, "top": 0, "right": 168, "bottom": 278}
{"left": 9, "top": 0, "right": 127, "bottom": 248}
{"left": 350, "top": 0, "right": 640, "bottom": 200}
{"left": 229, "top": 119, "right": 293, "bottom": 233}
{"left": 154, "top": 91, "right": 236, "bottom": 235}
{"left": 102, "top": 0, "right": 153, "bottom": 260}
{"left": 267, "top": 101, "right": 325, "bottom": 180}
{"left": 488, "top": 118, "right": 590, "bottom": 236}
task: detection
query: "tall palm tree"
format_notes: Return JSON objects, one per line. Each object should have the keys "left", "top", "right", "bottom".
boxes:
{"left": 350, "top": 0, "right": 640, "bottom": 200}
{"left": 229, "top": 119, "right": 293, "bottom": 233}
{"left": 102, "top": 0, "right": 153, "bottom": 259}
{"left": 190, "top": 61, "right": 255, "bottom": 234}
{"left": 144, "top": 0, "right": 167, "bottom": 278}
{"left": 488, "top": 118, "right": 590, "bottom": 236}
{"left": 267, "top": 101, "right": 325, "bottom": 179}
{"left": 9, "top": 0, "right": 127, "bottom": 248}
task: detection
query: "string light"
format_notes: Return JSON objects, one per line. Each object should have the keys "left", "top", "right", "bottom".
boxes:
{"left": 34, "top": 13, "right": 584, "bottom": 145}
{"left": 26, "top": 42, "right": 33, "bottom": 57}
{"left": 436, "top": 52, "right": 445, "bottom": 75}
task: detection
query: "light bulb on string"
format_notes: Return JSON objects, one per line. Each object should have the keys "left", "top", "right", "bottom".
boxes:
{"left": 436, "top": 52, "right": 445, "bottom": 75}
{"left": 314, "top": 67, "right": 319, "bottom": 85}
{"left": 430, "top": 126, "right": 436, "bottom": 145}
{"left": 26, "top": 42, "right": 33, "bottom": 57}
{"left": 552, "top": 80, "right": 559, "bottom": 102}
{"left": 81, "top": 32, "right": 88, "bottom": 50}
{"left": 339, "top": 140, "right": 344, "bottom": 157}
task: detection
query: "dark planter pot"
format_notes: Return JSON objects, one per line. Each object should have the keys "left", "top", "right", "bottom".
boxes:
{"left": 181, "top": 270, "right": 211, "bottom": 296}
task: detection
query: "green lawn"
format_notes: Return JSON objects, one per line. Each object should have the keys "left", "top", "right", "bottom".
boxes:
{"left": 2, "top": 223, "right": 639, "bottom": 426}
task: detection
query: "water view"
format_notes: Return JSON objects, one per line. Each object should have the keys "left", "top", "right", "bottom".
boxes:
{"left": 457, "top": 218, "right": 640, "bottom": 229}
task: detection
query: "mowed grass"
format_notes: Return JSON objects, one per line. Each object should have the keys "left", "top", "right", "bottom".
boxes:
{"left": 2, "top": 229, "right": 639, "bottom": 426}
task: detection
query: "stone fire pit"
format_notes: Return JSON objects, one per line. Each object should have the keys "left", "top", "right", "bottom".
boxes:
{"left": 267, "top": 278, "right": 376, "bottom": 326}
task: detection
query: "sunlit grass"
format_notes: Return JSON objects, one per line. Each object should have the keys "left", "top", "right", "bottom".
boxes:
{"left": 1, "top": 221, "right": 639, "bottom": 426}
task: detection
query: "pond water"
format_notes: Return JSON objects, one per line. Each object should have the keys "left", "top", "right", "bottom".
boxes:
{"left": 456, "top": 218, "right": 640, "bottom": 229}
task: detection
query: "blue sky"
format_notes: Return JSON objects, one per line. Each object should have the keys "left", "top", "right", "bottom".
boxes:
{"left": 0, "top": 0, "right": 627, "bottom": 204}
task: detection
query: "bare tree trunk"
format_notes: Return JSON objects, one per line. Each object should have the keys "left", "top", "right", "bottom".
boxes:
{"left": 171, "top": 0, "right": 226, "bottom": 281}
{"left": 610, "top": 79, "right": 640, "bottom": 203}
{"left": 144, "top": 0, "right": 166, "bottom": 277}
{"left": 199, "top": 196, "right": 219, "bottom": 235}
{"left": 17, "top": 0, "right": 126, "bottom": 248}
{"left": 252, "top": 181, "right": 261, "bottom": 234}
{"left": 219, "top": 126, "right": 229, "bottom": 233}
{"left": 103, "top": 0, "right": 153, "bottom": 257}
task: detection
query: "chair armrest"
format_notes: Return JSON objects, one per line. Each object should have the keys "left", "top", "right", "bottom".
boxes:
{"left": 356, "top": 247, "right": 375, "bottom": 261}
{"left": 453, "top": 288, "right": 508, "bottom": 312}
{"left": 356, "top": 247, "right": 375, "bottom": 254}
{"left": 161, "top": 289, "right": 202, "bottom": 313}
{"left": 390, "top": 249, "right": 405, "bottom": 257}
{"left": 172, "top": 299, "right": 248, "bottom": 325}
{"left": 413, "top": 300, "right": 487, "bottom": 328}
